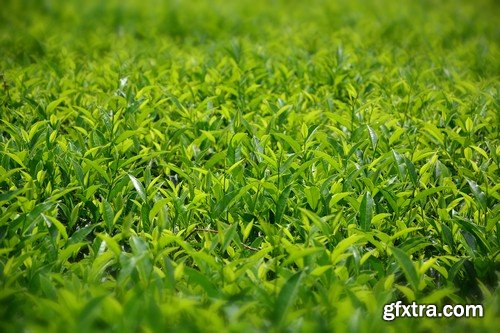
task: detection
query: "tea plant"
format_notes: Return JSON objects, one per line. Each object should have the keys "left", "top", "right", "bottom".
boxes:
{"left": 0, "top": 0, "right": 498, "bottom": 332}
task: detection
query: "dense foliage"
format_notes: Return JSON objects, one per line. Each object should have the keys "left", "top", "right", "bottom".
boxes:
{"left": 1, "top": 0, "right": 498, "bottom": 332}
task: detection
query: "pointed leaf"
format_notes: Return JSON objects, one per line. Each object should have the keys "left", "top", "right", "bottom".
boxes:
{"left": 272, "top": 133, "right": 301, "bottom": 153}
{"left": 46, "top": 97, "right": 65, "bottom": 114}
{"left": 276, "top": 184, "right": 292, "bottom": 224}
{"left": 275, "top": 271, "right": 303, "bottom": 324}
{"left": 85, "top": 158, "right": 111, "bottom": 184}
{"left": 467, "top": 179, "right": 487, "bottom": 210}
{"left": 184, "top": 267, "right": 218, "bottom": 298}
{"left": 359, "top": 191, "right": 374, "bottom": 231}
{"left": 128, "top": 174, "right": 147, "bottom": 202}
{"left": 391, "top": 246, "right": 420, "bottom": 291}
{"left": 101, "top": 200, "right": 113, "bottom": 231}
{"left": 367, "top": 125, "right": 378, "bottom": 150}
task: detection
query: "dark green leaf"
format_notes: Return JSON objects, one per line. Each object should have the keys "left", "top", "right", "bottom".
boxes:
{"left": 274, "top": 271, "right": 303, "bottom": 324}
{"left": 359, "top": 191, "right": 374, "bottom": 231}
{"left": 391, "top": 246, "right": 420, "bottom": 291}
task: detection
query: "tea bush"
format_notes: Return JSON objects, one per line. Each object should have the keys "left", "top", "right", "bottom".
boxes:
{"left": 0, "top": 0, "right": 498, "bottom": 332}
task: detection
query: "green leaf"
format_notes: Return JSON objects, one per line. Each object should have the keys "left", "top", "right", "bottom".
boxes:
{"left": 380, "top": 189, "right": 398, "bottom": 212}
{"left": 96, "top": 233, "right": 121, "bottom": 257}
{"left": 68, "top": 225, "right": 95, "bottom": 245}
{"left": 274, "top": 271, "right": 303, "bottom": 324}
{"left": 2, "top": 151, "right": 27, "bottom": 168}
{"left": 42, "top": 214, "right": 68, "bottom": 241}
{"left": 212, "top": 189, "right": 238, "bottom": 219}
{"left": 222, "top": 223, "right": 237, "bottom": 251}
{"left": 304, "top": 186, "right": 321, "bottom": 210}
{"left": 283, "top": 247, "right": 323, "bottom": 266}
{"left": 392, "top": 150, "right": 406, "bottom": 180}
{"left": 205, "top": 151, "right": 226, "bottom": 169}
{"left": 414, "top": 186, "right": 450, "bottom": 202}
{"left": 276, "top": 184, "right": 292, "bottom": 224}
{"left": 467, "top": 179, "right": 487, "bottom": 210}
{"left": 441, "top": 223, "right": 454, "bottom": 249}
{"left": 242, "top": 221, "right": 254, "bottom": 242}
{"left": 39, "top": 274, "right": 57, "bottom": 299}
{"left": 130, "top": 235, "right": 148, "bottom": 255}
{"left": 359, "top": 191, "right": 374, "bottom": 231}
{"left": 212, "top": 183, "right": 256, "bottom": 219}
{"left": 0, "top": 188, "right": 27, "bottom": 203}
{"left": 423, "top": 123, "right": 444, "bottom": 145}
{"left": 84, "top": 158, "right": 111, "bottom": 184}
{"left": 46, "top": 97, "right": 65, "bottom": 114}
{"left": 367, "top": 125, "right": 378, "bottom": 150}
{"left": 329, "top": 192, "right": 352, "bottom": 207}
{"left": 330, "top": 235, "right": 365, "bottom": 264}
{"left": 421, "top": 288, "right": 456, "bottom": 304}
{"left": 79, "top": 295, "right": 106, "bottom": 323}
{"left": 49, "top": 186, "right": 80, "bottom": 202}
{"left": 184, "top": 267, "right": 219, "bottom": 298}
{"left": 391, "top": 246, "right": 420, "bottom": 291}
{"left": 128, "top": 174, "right": 147, "bottom": 202}
{"left": 102, "top": 199, "right": 114, "bottom": 231}
{"left": 455, "top": 217, "right": 489, "bottom": 253}
{"left": 404, "top": 156, "right": 418, "bottom": 186}
{"left": 272, "top": 133, "right": 301, "bottom": 153}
